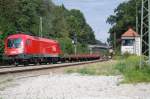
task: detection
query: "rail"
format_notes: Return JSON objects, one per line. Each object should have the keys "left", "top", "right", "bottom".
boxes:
{"left": 0, "top": 59, "right": 108, "bottom": 74}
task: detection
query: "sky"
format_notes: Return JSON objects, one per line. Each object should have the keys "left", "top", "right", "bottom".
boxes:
{"left": 52, "top": 0, "right": 127, "bottom": 43}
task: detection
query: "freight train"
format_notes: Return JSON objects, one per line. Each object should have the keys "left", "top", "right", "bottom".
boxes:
{"left": 3, "top": 33, "right": 100, "bottom": 66}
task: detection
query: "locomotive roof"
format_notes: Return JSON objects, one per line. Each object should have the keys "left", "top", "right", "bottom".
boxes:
{"left": 7, "top": 33, "right": 58, "bottom": 43}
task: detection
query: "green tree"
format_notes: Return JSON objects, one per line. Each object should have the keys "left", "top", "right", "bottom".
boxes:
{"left": 107, "top": 0, "right": 141, "bottom": 49}
{"left": 0, "top": 0, "right": 96, "bottom": 56}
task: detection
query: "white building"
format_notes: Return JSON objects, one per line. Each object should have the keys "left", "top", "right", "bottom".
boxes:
{"left": 121, "top": 28, "right": 141, "bottom": 55}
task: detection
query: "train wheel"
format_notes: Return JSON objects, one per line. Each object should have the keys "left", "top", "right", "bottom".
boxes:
{"left": 33, "top": 59, "right": 38, "bottom": 65}
{"left": 8, "top": 61, "right": 12, "bottom": 65}
{"left": 23, "top": 62, "right": 29, "bottom": 66}
{"left": 34, "top": 62, "right": 38, "bottom": 65}
{"left": 14, "top": 62, "right": 19, "bottom": 66}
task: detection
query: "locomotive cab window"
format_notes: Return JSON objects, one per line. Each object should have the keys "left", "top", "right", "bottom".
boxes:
{"left": 7, "top": 38, "right": 22, "bottom": 48}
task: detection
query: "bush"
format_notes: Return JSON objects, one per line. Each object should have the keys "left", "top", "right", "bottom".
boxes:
{"left": 57, "top": 37, "right": 74, "bottom": 55}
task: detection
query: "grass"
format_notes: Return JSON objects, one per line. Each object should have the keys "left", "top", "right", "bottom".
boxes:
{"left": 66, "top": 55, "right": 150, "bottom": 83}
{"left": 115, "top": 55, "right": 150, "bottom": 83}
{"left": 65, "top": 60, "right": 120, "bottom": 76}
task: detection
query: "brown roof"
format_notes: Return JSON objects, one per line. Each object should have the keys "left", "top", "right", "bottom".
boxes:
{"left": 122, "top": 28, "right": 139, "bottom": 37}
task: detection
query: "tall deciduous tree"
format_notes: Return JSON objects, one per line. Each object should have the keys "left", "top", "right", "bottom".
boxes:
{"left": 107, "top": 0, "right": 141, "bottom": 49}
{"left": 0, "top": 0, "right": 96, "bottom": 55}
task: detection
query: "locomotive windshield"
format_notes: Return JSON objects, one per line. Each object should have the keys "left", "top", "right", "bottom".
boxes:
{"left": 7, "top": 38, "right": 22, "bottom": 48}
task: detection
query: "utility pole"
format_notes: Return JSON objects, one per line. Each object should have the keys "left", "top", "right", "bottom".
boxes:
{"left": 140, "top": 0, "right": 150, "bottom": 67}
{"left": 39, "top": 17, "right": 43, "bottom": 37}
{"left": 140, "top": 0, "right": 144, "bottom": 68}
{"left": 114, "top": 32, "right": 116, "bottom": 51}
{"left": 73, "top": 32, "right": 77, "bottom": 55}
{"left": 39, "top": 17, "right": 43, "bottom": 53}
{"left": 136, "top": 1, "right": 139, "bottom": 33}
{"left": 148, "top": 0, "right": 150, "bottom": 64}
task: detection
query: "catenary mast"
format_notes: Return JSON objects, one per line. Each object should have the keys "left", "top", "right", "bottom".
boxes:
{"left": 140, "top": 0, "right": 150, "bottom": 67}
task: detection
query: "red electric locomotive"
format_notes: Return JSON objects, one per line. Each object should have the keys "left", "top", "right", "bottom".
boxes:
{"left": 4, "top": 33, "right": 61, "bottom": 65}
{"left": 3, "top": 33, "right": 101, "bottom": 66}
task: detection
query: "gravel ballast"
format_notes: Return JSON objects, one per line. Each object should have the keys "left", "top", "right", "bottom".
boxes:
{"left": 0, "top": 74, "right": 150, "bottom": 99}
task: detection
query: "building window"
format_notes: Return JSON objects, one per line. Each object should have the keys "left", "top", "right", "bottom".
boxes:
{"left": 122, "top": 39, "right": 134, "bottom": 46}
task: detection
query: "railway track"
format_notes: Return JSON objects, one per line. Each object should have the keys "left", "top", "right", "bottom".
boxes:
{"left": 0, "top": 59, "right": 107, "bottom": 75}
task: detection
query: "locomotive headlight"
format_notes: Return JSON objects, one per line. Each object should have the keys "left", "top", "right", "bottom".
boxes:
{"left": 5, "top": 50, "right": 7, "bottom": 54}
